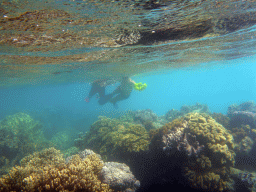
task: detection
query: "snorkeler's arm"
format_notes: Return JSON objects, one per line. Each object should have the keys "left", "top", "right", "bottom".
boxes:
{"left": 129, "top": 79, "right": 136, "bottom": 85}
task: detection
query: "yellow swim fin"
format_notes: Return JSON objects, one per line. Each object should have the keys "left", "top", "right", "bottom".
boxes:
{"left": 134, "top": 82, "right": 147, "bottom": 91}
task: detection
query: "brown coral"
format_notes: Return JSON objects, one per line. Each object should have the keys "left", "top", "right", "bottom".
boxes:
{"left": 0, "top": 148, "right": 112, "bottom": 192}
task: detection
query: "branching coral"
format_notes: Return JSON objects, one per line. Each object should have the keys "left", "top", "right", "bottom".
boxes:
{"left": 0, "top": 148, "right": 112, "bottom": 192}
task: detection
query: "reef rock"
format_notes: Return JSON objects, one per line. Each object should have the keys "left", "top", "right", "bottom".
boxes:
{"left": 133, "top": 109, "right": 158, "bottom": 124}
{"left": 228, "top": 101, "right": 256, "bottom": 128}
{"left": 100, "top": 162, "right": 140, "bottom": 192}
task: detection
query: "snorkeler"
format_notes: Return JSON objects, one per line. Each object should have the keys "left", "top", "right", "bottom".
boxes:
{"left": 85, "top": 79, "right": 115, "bottom": 102}
{"left": 98, "top": 76, "right": 136, "bottom": 108}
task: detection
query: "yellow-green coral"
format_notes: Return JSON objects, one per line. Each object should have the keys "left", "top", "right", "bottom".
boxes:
{"left": 75, "top": 116, "right": 149, "bottom": 161}
{"left": 0, "top": 148, "right": 112, "bottom": 192}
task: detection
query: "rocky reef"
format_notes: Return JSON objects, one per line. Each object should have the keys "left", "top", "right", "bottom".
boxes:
{"left": 0, "top": 148, "right": 140, "bottom": 192}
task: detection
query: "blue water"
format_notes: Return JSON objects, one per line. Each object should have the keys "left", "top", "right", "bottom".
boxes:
{"left": 1, "top": 54, "right": 255, "bottom": 133}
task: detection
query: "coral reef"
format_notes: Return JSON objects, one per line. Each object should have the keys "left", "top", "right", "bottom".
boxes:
{"left": 100, "top": 162, "right": 140, "bottom": 192}
{"left": 150, "top": 113, "right": 236, "bottom": 191}
{"left": 165, "top": 109, "right": 183, "bottom": 122}
{"left": 74, "top": 116, "right": 150, "bottom": 162}
{"left": 229, "top": 111, "right": 256, "bottom": 128}
{"left": 228, "top": 101, "right": 256, "bottom": 115}
{"left": 0, "top": 148, "right": 112, "bottom": 192}
{"left": 231, "top": 168, "right": 256, "bottom": 191}
{"left": 165, "top": 103, "right": 210, "bottom": 122}
{"left": 228, "top": 101, "right": 256, "bottom": 128}
{"left": 0, "top": 112, "right": 49, "bottom": 175}
{"left": 50, "top": 130, "right": 77, "bottom": 151}
{"left": 133, "top": 109, "right": 158, "bottom": 125}
{"left": 162, "top": 121, "right": 204, "bottom": 156}
{"left": 182, "top": 113, "right": 235, "bottom": 191}
{"left": 133, "top": 109, "right": 161, "bottom": 131}
{"left": 211, "top": 113, "right": 230, "bottom": 129}
{"left": 180, "top": 103, "right": 210, "bottom": 114}
{"left": 118, "top": 109, "right": 163, "bottom": 131}
{"left": 229, "top": 124, "right": 251, "bottom": 143}
{"left": 235, "top": 136, "right": 254, "bottom": 155}
{"left": 149, "top": 118, "right": 185, "bottom": 151}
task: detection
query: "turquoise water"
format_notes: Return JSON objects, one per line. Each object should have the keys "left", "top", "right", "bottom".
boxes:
{"left": 1, "top": 0, "right": 256, "bottom": 191}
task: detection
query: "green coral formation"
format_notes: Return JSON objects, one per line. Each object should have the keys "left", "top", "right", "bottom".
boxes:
{"left": 75, "top": 116, "right": 150, "bottom": 161}
{"left": 0, "top": 148, "right": 112, "bottom": 192}
{"left": 0, "top": 112, "right": 49, "bottom": 175}
{"left": 182, "top": 113, "right": 235, "bottom": 191}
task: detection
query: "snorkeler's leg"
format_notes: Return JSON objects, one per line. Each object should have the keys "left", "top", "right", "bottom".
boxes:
{"left": 98, "top": 93, "right": 115, "bottom": 105}
{"left": 85, "top": 82, "right": 101, "bottom": 102}
{"left": 98, "top": 87, "right": 106, "bottom": 98}
{"left": 110, "top": 93, "right": 130, "bottom": 108}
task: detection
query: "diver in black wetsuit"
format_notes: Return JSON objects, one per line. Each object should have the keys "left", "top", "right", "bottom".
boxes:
{"left": 85, "top": 79, "right": 115, "bottom": 103}
{"left": 98, "top": 76, "right": 136, "bottom": 108}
